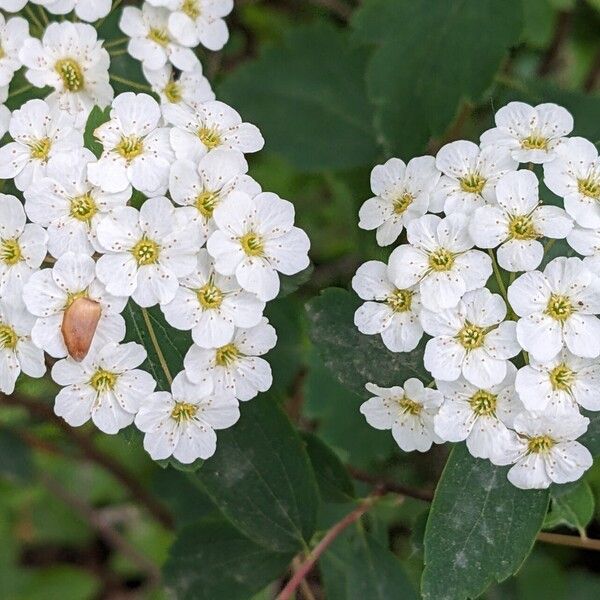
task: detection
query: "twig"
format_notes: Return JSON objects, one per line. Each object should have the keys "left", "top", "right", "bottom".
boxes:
{"left": 538, "top": 11, "right": 572, "bottom": 76}
{"left": 584, "top": 48, "right": 600, "bottom": 92}
{"left": 348, "top": 466, "right": 434, "bottom": 502}
{"left": 537, "top": 531, "right": 600, "bottom": 552}
{"left": 292, "top": 556, "right": 317, "bottom": 600}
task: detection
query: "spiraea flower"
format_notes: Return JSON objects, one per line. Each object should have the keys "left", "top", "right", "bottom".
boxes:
{"left": 0, "top": 194, "right": 48, "bottom": 293}
{"left": 0, "top": 98, "right": 82, "bottom": 191}
{"left": 360, "top": 380, "right": 443, "bottom": 452}
{"left": 161, "top": 249, "right": 265, "bottom": 348}
{"left": 0, "top": 14, "right": 29, "bottom": 87}
{"left": 432, "top": 140, "right": 516, "bottom": 214}
{"left": 87, "top": 92, "right": 173, "bottom": 196}
{"left": 23, "top": 252, "right": 127, "bottom": 359}
{"left": 388, "top": 213, "right": 492, "bottom": 311}
{"left": 566, "top": 225, "right": 600, "bottom": 272}
{"left": 508, "top": 256, "right": 600, "bottom": 362}
{"left": 52, "top": 341, "right": 156, "bottom": 433}
{"left": 164, "top": 100, "right": 264, "bottom": 162}
{"left": 24, "top": 148, "right": 131, "bottom": 258}
{"left": 135, "top": 371, "right": 239, "bottom": 463}
{"left": 207, "top": 191, "right": 310, "bottom": 302}
{"left": 470, "top": 170, "right": 572, "bottom": 272}
{"left": 480, "top": 101, "right": 573, "bottom": 164}
{"left": 19, "top": 21, "right": 113, "bottom": 123}
{"left": 358, "top": 156, "right": 441, "bottom": 246}
{"left": 352, "top": 260, "right": 423, "bottom": 353}
{"left": 120, "top": 4, "right": 199, "bottom": 72}
{"left": 95, "top": 196, "right": 201, "bottom": 307}
{"left": 35, "top": 0, "right": 112, "bottom": 22}
{"left": 184, "top": 318, "right": 276, "bottom": 401}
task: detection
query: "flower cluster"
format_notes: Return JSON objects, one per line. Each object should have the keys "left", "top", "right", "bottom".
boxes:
{"left": 0, "top": 3, "right": 310, "bottom": 465}
{"left": 354, "top": 101, "right": 598, "bottom": 490}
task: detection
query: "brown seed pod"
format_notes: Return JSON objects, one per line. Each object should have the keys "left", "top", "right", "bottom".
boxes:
{"left": 61, "top": 297, "right": 102, "bottom": 362}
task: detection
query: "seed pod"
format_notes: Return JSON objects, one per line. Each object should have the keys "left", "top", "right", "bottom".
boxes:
{"left": 61, "top": 297, "right": 102, "bottom": 362}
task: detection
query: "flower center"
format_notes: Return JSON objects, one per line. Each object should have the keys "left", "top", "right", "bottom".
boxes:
{"left": 239, "top": 232, "right": 264, "bottom": 257}
{"left": 116, "top": 135, "right": 144, "bottom": 162}
{"left": 65, "top": 290, "right": 88, "bottom": 309}
{"left": 164, "top": 81, "right": 182, "bottom": 103}
{"left": 181, "top": 0, "right": 201, "bottom": 19}
{"left": 545, "top": 293, "right": 573, "bottom": 322}
{"left": 171, "top": 401, "right": 198, "bottom": 422}
{"left": 197, "top": 281, "right": 223, "bottom": 309}
{"left": 469, "top": 389, "right": 497, "bottom": 416}
{"left": 197, "top": 126, "right": 221, "bottom": 150}
{"left": 393, "top": 192, "right": 414, "bottom": 215}
{"left": 215, "top": 343, "right": 239, "bottom": 367}
{"left": 521, "top": 134, "right": 549, "bottom": 151}
{"left": 29, "top": 137, "right": 52, "bottom": 162}
{"left": 131, "top": 237, "right": 160, "bottom": 266}
{"left": 456, "top": 322, "right": 486, "bottom": 350}
{"left": 527, "top": 434, "right": 555, "bottom": 454}
{"left": 386, "top": 289, "right": 413, "bottom": 313}
{"left": 549, "top": 363, "right": 575, "bottom": 391}
{"left": 459, "top": 172, "right": 486, "bottom": 194}
{"left": 195, "top": 190, "right": 220, "bottom": 218}
{"left": 428, "top": 248, "right": 455, "bottom": 272}
{"left": 55, "top": 58, "right": 85, "bottom": 92}
{"left": 0, "top": 323, "right": 18, "bottom": 350}
{"left": 148, "top": 27, "right": 170, "bottom": 46}
{"left": 508, "top": 214, "right": 538, "bottom": 240}
{"left": 398, "top": 395, "right": 422, "bottom": 416}
{"left": 90, "top": 368, "right": 117, "bottom": 392}
{"left": 70, "top": 193, "right": 97, "bottom": 223}
{"left": 577, "top": 176, "right": 600, "bottom": 200}
{"left": 0, "top": 238, "right": 22, "bottom": 266}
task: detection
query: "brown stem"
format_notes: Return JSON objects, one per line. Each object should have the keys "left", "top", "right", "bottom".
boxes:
{"left": 348, "top": 466, "right": 434, "bottom": 502}
{"left": 308, "top": 0, "right": 352, "bottom": 20}
{"left": 537, "top": 531, "right": 600, "bottom": 552}
{"left": 584, "top": 48, "right": 600, "bottom": 92}
{"left": 538, "top": 11, "right": 572, "bottom": 76}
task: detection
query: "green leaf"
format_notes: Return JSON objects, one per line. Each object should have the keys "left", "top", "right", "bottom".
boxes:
{"left": 219, "top": 22, "right": 380, "bottom": 170}
{"left": 277, "top": 264, "right": 314, "bottom": 298}
{"left": 422, "top": 445, "right": 549, "bottom": 600}
{"left": 580, "top": 410, "right": 600, "bottom": 456}
{"left": 306, "top": 288, "right": 428, "bottom": 397}
{"left": 352, "top": 0, "right": 523, "bottom": 156}
{"left": 194, "top": 394, "right": 319, "bottom": 553}
{"left": 163, "top": 517, "right": 293, "bottom": 600}
{"left": 0, "top": 429, "right": 33, "bottom": 483}
{"left": 83, "top": 105, "right": 111, "bottom": 158}
{"left": 544, "top": 481, "right": 595, "bottom": 535}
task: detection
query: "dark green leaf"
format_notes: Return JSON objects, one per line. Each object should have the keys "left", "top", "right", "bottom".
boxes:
{"left": 422, "top": 445, "right": 549, "bottom": 600}
{"left": 0, "top": 429, "right": 33, "bottom": 483}
{"left": 163, "top": 517, "right": 293, "bottom": 600}
{"left": 277, "top": 263, "right": 314, "bottom": 298}
{"left": 219, "top": 23, "right": 380, "bottom": 170}
{"left": 83, "top": 105, "right": 111, "bottom": 158}
{"left": 544, "top": 481, "right": 594, "bottom": 535}
{"left": 580, "top": 410, "right": 600, "bottom": 456}
{"left": 195, "top": 394, "right": 319, "bottom": 553}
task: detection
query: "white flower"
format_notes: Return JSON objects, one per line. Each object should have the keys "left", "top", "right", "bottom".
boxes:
{"left": 161, "top": 249, "right": 265, "bottom": 348}
{"left": 421, "top": 288, "right": 520, "bottom": 387}
{"left": 388, "top": 213, "right": 492, "bottom": 311}
{"left": 24, "top": 148, "right": 131, "bottom": 258}
{"left": 19, "top": 22, "right": 113, "bottom": 123}
{"left": 207, "top": 191, "right": 310, "bottom": 302}
{"left": 351, "top": 260, "right": 423, "bottom": 353}
{"left": 143, "top": 63, "right": 214, "bottom": 110}
{"left": 0, "top": 193, "right": 47, "bottom": 293}
{"left": 169, "top": 148, "right": 260, "bottom": 243}
{"left": 358, "top": 156, "right": 441, "bottom": 246}
{"left": 566, "top": 226, "right": 600, "bottom": 277}
{"left": 164, "top": 100, "right": 264, "bottom": 163}
{"left": 501, "top": 412, "right": 592, "bottom": 490}
{"left": 0, "top": 298, "right": 46, "bottom": 394}
{"left": 432, "top": 140, "right": 517, "bottom": 214}
{"left": 508, "top": 256, "right": 600, "bottom": 362}
{"left": 0, "top": 0, "right": 27, "bottom": 12}
{"left": 515, "top": 349, "right": 600, "bottom": 414}
{"left": 434, "top": 364, "right": 521, "bottom": 463}
{"left": 135, "top": 371, "right": 239, "bottom": 463}
{"left": 36, "top": 0, "right": 112, "bottom": 22}
{"left": 183, "top": 318, "right": 276, "bottom": 401}
{"left": 0, "top": 98, "right": 82, "bottom": 191}
{"left": 23, "top": 252, "right": 127, "bottom": 359}
{"left": 87, "top": 92, "right": 173, "bottom": 196}
{"left": 120, "top": 4, "right": 199, "bottom": 72}
{"left": 52, "top": 341, "right": 156, "bottom": 433}
{"left": 359, "top": 379, "right": 443, "bottom": 452}
{"left": 544, "top": 137, "right": 600, "bottom": 229}
{"left": 148, "top": 0, "right": 234, "bottom": 51}
{"left": 481, "top": 101, "right": 573, "bottom": 164}
{"left": 0, "top": 14, "right": 29, "bottom": 87}
{"left": 470, "top": 170, "right": 572, "bottom": 272}
{"left": 95, "top": 196, "right": 201, "bottom": 307}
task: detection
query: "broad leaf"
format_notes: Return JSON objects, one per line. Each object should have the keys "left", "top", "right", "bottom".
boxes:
{"left": 83, "top": 106, "right": 110, "bottom": 158}
{"left": 544, "top": 481, "right": 594, "bottom": 536}
{"left": 422, "top": 445, "right": 549, "bottom": 600}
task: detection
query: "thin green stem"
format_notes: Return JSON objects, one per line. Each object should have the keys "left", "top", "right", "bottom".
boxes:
{"left": 25, "top": 6, "right": 44, "bottom": 34}
{"left": 105, "top": 36, "right": 129, "bottom": 48}
{"left": 109, "top": 73, "right": 152, "bottom": 92}
{"left": 141, "top": 308, "right": 173, "bottom": 385}
{"left": 544, "top": 238, "right": 556, "bottom": 254}
{"left": 97, "top": 0, "right": 123, "bottom": 31}
{"left": 38, "top": 5, "right": 49, "bottom": 25}
{"left": 109, "top": 48, "right": 128, "bottom": 58}
{"left": 488, "top": 249, "right": 508, "bottom": 303}
{"left": 8, "top": 83, "right": 34, "bottom": 98}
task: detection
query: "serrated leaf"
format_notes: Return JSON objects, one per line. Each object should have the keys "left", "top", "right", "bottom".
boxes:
{"left": 422, "top": 445, "right": 549, "bottom": 600}
{"left": 544, "top": 481, "right": 595, "bottom": 535}
{"left": 306, "top": 288, "right": 428, "bottom": 397}
{"left": 84, "top": 105, "right": 110, "bottom": 158}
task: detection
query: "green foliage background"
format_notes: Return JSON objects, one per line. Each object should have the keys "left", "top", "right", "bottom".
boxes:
{"left": 2, "top": 0, "right": 600, "bottom": 598}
